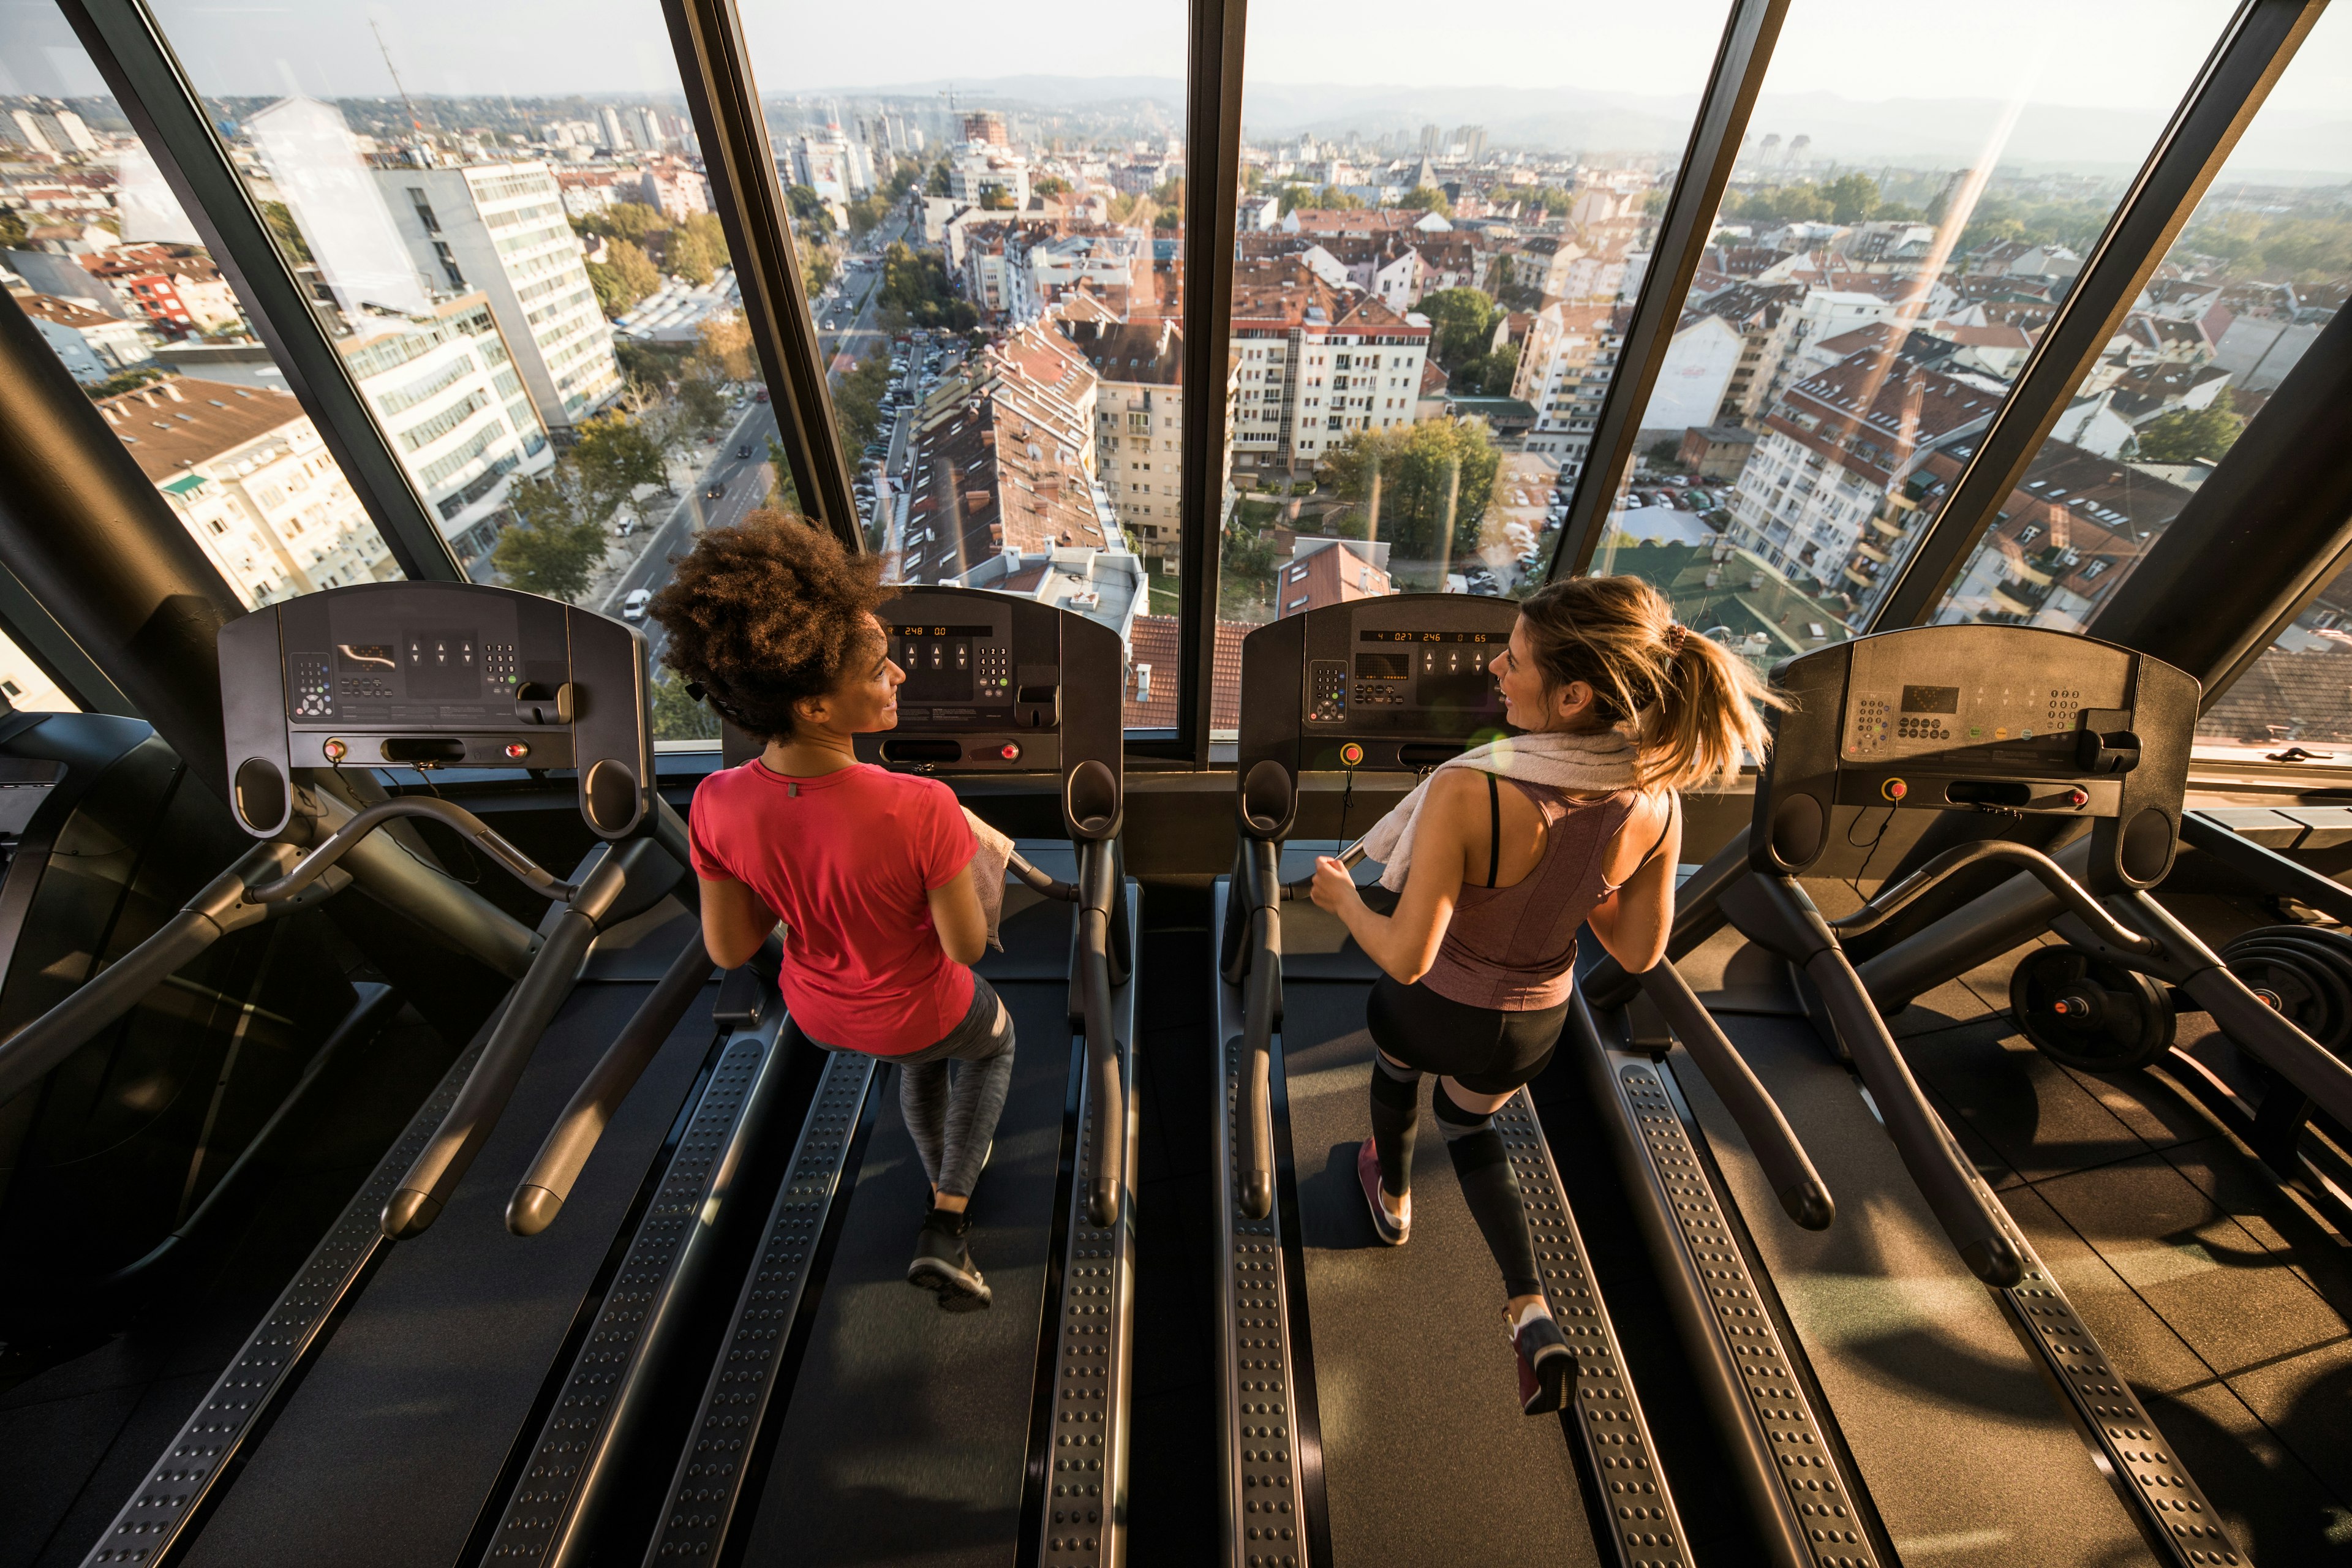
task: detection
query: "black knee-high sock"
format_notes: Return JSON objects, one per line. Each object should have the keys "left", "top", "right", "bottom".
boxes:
{"left": 1367, "top": 1056, "right": 1420, "bottom": 1199}
{"left": 1434, "top": 1085, "right": 1543, "bottom": 1299}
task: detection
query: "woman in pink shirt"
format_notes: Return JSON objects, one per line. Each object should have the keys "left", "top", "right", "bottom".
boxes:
{"left": 652, "top": 515, "right": 1008, "bottom": 1311}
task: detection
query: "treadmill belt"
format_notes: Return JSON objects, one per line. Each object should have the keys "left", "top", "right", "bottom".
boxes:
{"left": 179, "top": 977, "right": 717, "bottom": 1568}
{"left": 1279, "top": 982, "right": 1599, "bottom": 1568}
{"left": 739, "top": 981, "right": 1071, "bottom": 1567}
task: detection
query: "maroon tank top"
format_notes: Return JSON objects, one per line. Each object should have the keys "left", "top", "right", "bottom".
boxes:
{"left": 1421, "top": 778, "right": 1639, "bottom": 1012}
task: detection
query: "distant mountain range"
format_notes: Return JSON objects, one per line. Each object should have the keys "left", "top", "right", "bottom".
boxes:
{"left": 785, "top": 73, "right": 2352, "bottom": 179}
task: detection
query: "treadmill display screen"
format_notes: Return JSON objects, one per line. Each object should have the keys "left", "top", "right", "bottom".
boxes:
{"left": 889, "top": 624, "right": 994, "bottom": 638}
{"left": 278, "top": 590, "right": 559, "bottom": 728}
{"left": 1901, "top": 685, "right": 1959, "bottom": 714}
{"left": 889, "top": 614, "right": 1014, "bottom": 722}
{"left": 1360, "top": 630, "right": 1505, "bottom": 645}
{"left": 1344, "top": 631, "right": 1502, "bottom": 715}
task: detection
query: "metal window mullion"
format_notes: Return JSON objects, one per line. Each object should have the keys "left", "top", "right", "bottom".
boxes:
{"left": 1865, "top": 0, "right": 2324, "bottom": 630}
{"left": 58, "top": 0, "right": 464, "bottom": 584}
{"left": 0, "top": 557, "right": 135, "bottom": 715}
{"left": 660, "top": 0, "right": 861, "bottom": 551}
{"left": 1547, "top": 0, "right": 1790, "bottom": 583}
{"left": 1172, "top": 0, "right": 1248, "bottom": 763}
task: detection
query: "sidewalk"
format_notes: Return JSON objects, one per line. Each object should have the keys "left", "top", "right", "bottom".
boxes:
{"left": 579, "top": 395, "right": 768, "bottom": 611}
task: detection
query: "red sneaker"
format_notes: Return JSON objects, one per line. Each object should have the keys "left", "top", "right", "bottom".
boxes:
{"left": 1356, "top": 1137, "right": 1409, "bottom": 1245}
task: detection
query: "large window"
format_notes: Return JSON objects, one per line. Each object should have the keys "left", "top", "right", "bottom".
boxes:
{"left": 140, "top": 0, "right": 782, "bottom": 740}
{"left": 0, "top": 6, "right": 401, "bottom": 611}
{"left": 1577, "top": 0, "right": 2238, "bottom": 678}
{"left": 1206, "top": 1, "right": 1739, "bottom": 730}
{"left": 1911, "top": 6, "right": 2352, "bottom": 769}
{"left": 734, "top": 0, "right": 1191, "bottom": 729}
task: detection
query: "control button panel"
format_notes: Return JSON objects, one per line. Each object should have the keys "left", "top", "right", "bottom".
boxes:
{"left": 293, "top": 654, "right": 332, "bottom": 718}
{"left": 1308, "top": 660, "right": 1348, "bottom": 725}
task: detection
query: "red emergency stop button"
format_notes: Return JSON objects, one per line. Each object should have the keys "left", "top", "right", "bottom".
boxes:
{"left": 323, "top": 738, "right": 347, "bottom": 762}
{"left": 998, "top": 741, "right": 1021, "bottom": 762}
{"left": 2068, "top": 788, "right": 2088, "bottom": 809}
{"left": 1340, "top": 742, "right": 1364, "bottom": 767}
{"left": 1881, "top": 777, "right": 1907, "bottom": 802}
{"left": 505, "top": 742, "right": 530, "bottom": 760}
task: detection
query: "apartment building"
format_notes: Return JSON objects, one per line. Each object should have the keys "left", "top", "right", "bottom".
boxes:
{"left": 97, "top": 377, "right": 394, "bottom": 604}
{"left": 17, "top": 292, "right": 152, "bottom": 383}
{"left": 1228, "top": 259, "right": 1431, "bottom": 475}
{"left": 376, "top": 162, "right": 624, "bottom": 431}
{"left": 1512, "top": 301, "right": 1619, "bottom": 481}
{"left": 336, "top": 292, "right": 554, "bottom": 567}
{"left": 1061, "top": 317, "right": 1183, "bottom": 565}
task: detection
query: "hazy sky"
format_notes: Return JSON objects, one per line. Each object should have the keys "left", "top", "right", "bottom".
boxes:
{"left": 0, "top": 0, "right": 2343, "bottom": 151}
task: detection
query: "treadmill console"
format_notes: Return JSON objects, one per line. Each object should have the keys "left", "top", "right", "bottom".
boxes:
{"left": 1238, "top": 594, "right": 1517, "bottom": 836}
{"left": 718, "top": 586, "right": 1123, "bottom": 842}
{"left": 1757, "top": 624, "right": 2198, "bottom": 891}
{"left": 219, "top": 582, "right": 655, "bottom": 841}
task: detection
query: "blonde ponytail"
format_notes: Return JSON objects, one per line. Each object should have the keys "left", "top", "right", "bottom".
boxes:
{"left": 1515, "top": 575, "right": 1784, "bottom": 793}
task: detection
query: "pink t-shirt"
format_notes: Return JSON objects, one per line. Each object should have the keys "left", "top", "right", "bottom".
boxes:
{"left": 688, "top": 760, "right": 976, "bottom": 1055}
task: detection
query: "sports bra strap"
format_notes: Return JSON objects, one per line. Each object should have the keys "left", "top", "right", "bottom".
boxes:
{"left": 1635, "top": 791, "right": 1678, "bottom": 870}
{"left": 1485, "top": 772, "right": 1500, "bottom": 890}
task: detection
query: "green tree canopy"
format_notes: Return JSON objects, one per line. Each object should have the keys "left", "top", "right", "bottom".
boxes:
{"left": 495, "top": 470, "right": 608, "bottom": 601}
{"left": 1322, "top": 417, "right": 1501, "bottom": 560}
{"left": 785, "top": 184, "right": 837, "bottom": 238}
{"left": 1316, "top": 186, "right": 1365, "bottom": 211}
{"left": 650, "top": 671, "right": 720, "bottom": 741}
{"left": 1417, "top": 287, "right": 1504, "bottom": 370}
{"left": 925, "top": 162, "right": 951, "bottom": 197}
{"left": 833, "top": 347, "right": 893, "bottom": 453}
{"left": 2132, "top": 404, "right": 2244, "bottom": 464}
{"left": 1397, "top": 185, "right": 1451, "bottom": 216}
{"left": 847, "top": 192, "right": 893, "bottom": 237}
{"left": 1454, "top": 343, "right": 1518, "bottom": 398}
{"left": 677, "top": 373, "right": 732, "bottom": 441}
{"left": 571, "top": 413, "right": 668, "bottom": 521}
{"left": 875, "top": 241, "right": 977, "bottom": 332}
{"left": 978, "top": 186, "right": 1015, "bottom": 211}
{"left": 667, "top": 225, "right": 717, "bottom": 286}
{"left": 1823, "top": 173, "right": 1881, "bottom": 224}
{"left": 1033, "top": 175, "right": 1071, "bottom": 198}
{"left": 586, "top": 237, "right": 662, "bottom": 315}
{"left": 580, "top": 200, "right": 665, "bottom": 243}
{"left": 0, "top": 206, "right": 28, "bottom": 247}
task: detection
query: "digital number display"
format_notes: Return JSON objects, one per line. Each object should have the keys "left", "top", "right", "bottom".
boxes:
{"left": 336, "top": 643, "right": 396, "bottom": 669}
{"left": 890, "top": 624, "right": 995, "bottom": 638}
{"left": 1901, "top": 684, "right": 1960, "bottom": 714}
{"left": 1360, "top": 630, "right": 1502, "bottom": 644}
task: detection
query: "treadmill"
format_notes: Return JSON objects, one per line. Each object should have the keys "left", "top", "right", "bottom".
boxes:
{"left": 618, "top": 585, "right": 1145, "bottom": 1568}
{"left": 1212, "top": 594, "right": 1859, "bottom": 1568}
{"left": 60, "top": 581, "right": 799, "bottom": 1568}
{"left": 1577, "top": 624, "right": 2288, "bottom": 1568}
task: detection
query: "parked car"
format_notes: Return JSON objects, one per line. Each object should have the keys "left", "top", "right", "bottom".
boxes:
{"left": 622, "top": 589, "right": 652, "bottom": 622}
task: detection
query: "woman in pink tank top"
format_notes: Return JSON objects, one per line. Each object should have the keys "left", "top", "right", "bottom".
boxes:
{"left": 1308, "top": 575, "right": 1779, "bottom": 1415}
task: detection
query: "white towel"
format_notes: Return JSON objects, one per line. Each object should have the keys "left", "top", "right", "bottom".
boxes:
{"left": 1360, "top": 729, "right": 1642, "bottom": 891}
{"left": 963, "top": 807, "right": 1014, "bottom": 951}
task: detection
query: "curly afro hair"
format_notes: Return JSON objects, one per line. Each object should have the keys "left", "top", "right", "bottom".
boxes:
{"left": 648, "top": 511, "right": 888, "bottom": 742}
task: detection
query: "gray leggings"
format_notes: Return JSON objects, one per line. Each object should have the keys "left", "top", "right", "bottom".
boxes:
{"left": 890, "top": 974, "right": 1016, "bottom": 1201}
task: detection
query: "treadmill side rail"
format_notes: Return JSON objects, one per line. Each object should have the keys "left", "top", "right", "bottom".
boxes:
{"left": 76, "top": 1011, "right": 499, "bottom": 1568}
{"left": 481, "top": 994, "right": 787, "bottom": 1568}
{"left": 1035, "top": 881, "right": 1144, "bottom": 1568}
{"left": 639, "top": 1046, "right": 881, "bottom": 1567}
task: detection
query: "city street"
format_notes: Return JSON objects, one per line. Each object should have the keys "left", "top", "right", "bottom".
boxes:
{"left": 598, "top": 394, "right": 779, "bottom": 665}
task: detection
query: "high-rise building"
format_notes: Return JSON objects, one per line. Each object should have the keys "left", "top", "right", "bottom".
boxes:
{"left": 246, "top": 97, "right": 433, "bottom": 320}
{"left": 631, "top": 106, "right": 665, "bottom": 153}
{"left": 375, "top": 162, "right": 624, "bottom": 431}
{"left": 962, "top": 110, "right": 1009, "bottom": 148}
{"left": 599, "top": 105, "right": 631, "bottom": 153}
{"left": 1227, "top": 258, "right": 1431, "bottom": 473}
{"left": 336, "top": 293, "right": 556, "bottom": 567}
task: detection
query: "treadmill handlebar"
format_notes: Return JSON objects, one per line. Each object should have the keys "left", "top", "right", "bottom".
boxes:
{"left": 1076, "top": 839, "right": 1125, "bottom": 1228}
{"left": 1828, "top": 839, "right": 2156, "bottom": 953}
{"left": 1630, "top": 963, "right": 1834, "bottom": 1231}
{"left": 1007, "top": 848, "right": 1080, "bottom": 902}
{"left": 247, "top": 795, "right": 575, "bottom": 907}
{"left": 1278, "top": 837, "right": 1370, "bottom": 901}
{"left": 1237, "top": 839, "right": 1283, "bottom": 1221}
{"left": 0, "top": 839, "right": 341, "bottom": 1108}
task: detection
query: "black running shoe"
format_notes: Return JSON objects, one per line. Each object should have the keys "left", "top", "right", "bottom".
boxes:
{"left": 1512, "top": 1310, "right": 1573, "bottom": 1415}
{"left": 908, "top": 1207, "right": 991, "bottom": 1311}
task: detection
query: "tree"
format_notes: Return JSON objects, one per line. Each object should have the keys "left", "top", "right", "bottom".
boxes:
{"left": 798, "top": 236, "right": 834, "bottom": 293}
{"left": 260, "top": 200, "right": 314, "bottom": 265}
{"left": 785, "top": 184, "right": 837, "bottom": 239}
{"left": 586, "top": 238, "right": 662, "bottom": 315}
{"left": 494, "top": 470, "right": 608, "bottom": 601}
{"left": 832, "top": 347, "right": 892, "bottom": 453}
{"left": 846, "top": 192, "right": 892, "bottom": 238}
{"left": 1643, "top": 437, "right": 1683, "bottom": 468}
{"left": 1322, "top": 418, "right": 1501, "bottom": 560}
{"left": 581, "top": 200, "right": 665, "bottom": 243}
{"left": 677, "top": 373, "right": 731, "bottom": 442}
{"left": 1823, "top": 173, "right": 1880, "bottom": 224}
{"left": 1455, "top": 344, "right": 1518, "bottom": 398}
{"left": 2132, "top": 404, "right": 2244, "bottom": 464}
{"left": 1397, "top": 185, "right": 1451, "bottom": 217}
{"left": 695, "top": 312, "right": 755, "bottom": 382}
{"left": 978, "top": 186, "right": 1015, "bottom": 211}
{"left": 1034, "top": 175, "right": 1072, "bottom": 198}
{"left": 667, "top": 225, "right": 717, "bottom": 286}
{"left": 650, "top": 671, "right": 719, "bottom": 741}
{"left": 925, "top": 162, "right": 951, "bottom": 197}
{"left": 1219, "top": 506, "right": 1282, "bottom": 619}
{"left": 1417, "top": 287, "right": 1504, "bottom": 370}
{"left": 571, "top": 413, "right": 668, "bottom": 523}
{"left": 0, "top": 206, "right": 25, "bottom": 247}
{"left": 1316, "top": 186, "right": 1365, "bottom": 211}
{"left": 767, "top": 437, "right": 801, "bottom": 515}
